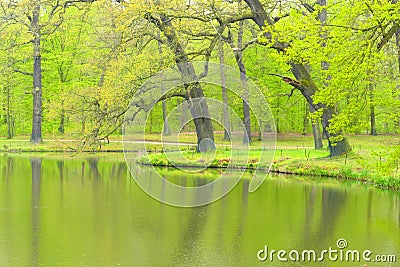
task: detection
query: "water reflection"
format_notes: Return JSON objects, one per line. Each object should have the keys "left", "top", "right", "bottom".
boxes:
{"left": 88, "top": 158, "right": 100, "bottom": 181}
{"left": 57, "top": 161, "right": 64, "bottom": 181}
{"left": 5, "top": 156, "right": 13, "bottom": 183}
{"left": 30, "top": 158, "right": 41, "bottom": 267}
{"left": 0, "top": 156, "right": 398, "bottom": 266}
{"left": 170, "top": 200, "right": 210, "bottom": 266}
{"left": 304, "top": 185, "right": 317, "bottom": 237}
{"left": 318, "top": 187, "right": 346, "bottom": 241}
{"left": 367, "top": 189, "right": 373, "bottom": 236}
{"left": 236, "top": 179, "right": 249, "bottom": 238}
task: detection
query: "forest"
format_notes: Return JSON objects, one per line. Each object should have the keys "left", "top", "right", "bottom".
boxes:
{"left": 0, "top": 0, "right": 400, "bottom": 164}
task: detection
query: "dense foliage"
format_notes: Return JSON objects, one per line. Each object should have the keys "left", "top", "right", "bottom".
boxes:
{"left": 0, "top": 0, "right": 399, "bottom": 148}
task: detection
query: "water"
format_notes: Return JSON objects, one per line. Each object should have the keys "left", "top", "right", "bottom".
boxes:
{"left": 0, "top": 155, "right": 399, "bottom": 266}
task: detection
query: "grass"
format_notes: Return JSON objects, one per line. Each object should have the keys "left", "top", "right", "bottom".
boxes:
{"left": 0, "top": 135, "right": 124, "bottom": 152}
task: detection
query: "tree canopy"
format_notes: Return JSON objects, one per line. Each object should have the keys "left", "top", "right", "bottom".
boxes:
{"left": 0, "top": 0, "right": 399, "bottom": 156}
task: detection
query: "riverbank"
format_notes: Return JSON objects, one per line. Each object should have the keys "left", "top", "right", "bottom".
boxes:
{"left": 138, "top": 151, "right": 400, "bottom": 190}
{"left": 2, "top": 133, "right": 400, "bottom": 189}
{"left": 0, "top": 135, "right": 125, "bottom": 152}
{"left": 135, "top": 134, "right": 400, "bottom": 190}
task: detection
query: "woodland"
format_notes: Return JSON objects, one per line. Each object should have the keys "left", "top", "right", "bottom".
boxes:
{"left": 0, "top": 0, "right": 399, "bottom": 161}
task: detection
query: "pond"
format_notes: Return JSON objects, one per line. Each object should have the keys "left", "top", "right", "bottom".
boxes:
{"left": 0, "top": 155, "right": 399, "bottom": 266}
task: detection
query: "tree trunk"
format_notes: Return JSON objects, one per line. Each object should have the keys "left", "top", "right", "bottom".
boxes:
{"left": 235, "top": 20, "right": 251, "bottom": 144}
{"left": 393, "top": 0, "right": 400, "bottom": 72}
{"left": 81, "top": 115, "right": 86, "bottom": 133}
{"left": 30, "top": 5, "right": 43, "bottom": 143}
{"left": 302, "top": 102, "right": 308, "bottom": 135}
{"left": 162, "top": 99, "right": 170, "bottom": 135}
{"left": 149, "top": 110, "right": 153, "bottom": 133}
{"left": 185, "top": 81, "right": 215, "bottom": 152}
{"left": 153, "top": 15, "right": 215, "bottom": 151}
{"left": 369, "top": 83, "right": 377, "bottom": 136}
{"left": 310, "top": 105, "right": 323, "bottom": 149}
{"left": 276, "top": 101, "right": 280, "bottom": 133}
{"left": 58, "top": 101, "right": 65, "bottom": 134}
{"left": 11, "top": 117, "right": 15, "bottom": 137}
{"left": 258, "top": 119, "right": 262, "bottom": 140}
{"left": 396, "top": 28, "right": 400, "bottom": 73}
{"left": 317, "top": 0, "right": 327, "bottom": 25}
{"left": 158, "top": 32, "right": 171, "bottom": 136}
{"left": 244, "top": 0, "right": 351, "bottom": 156}
{"left": 6, "top": 85, "right": 12, "bottom": 139}
{"left": 178, "top": 99, "right": 184, "bottom": 128}
{"left": 370, "top": 106, "right": 377, "bottom": 136}
{"left": 218, "top": 39, "right": 231, "bottom": 140}
{"left": 318, "top": 103, "right": 350, "bottom": 156}
{"left": 394, "top": 0, "right": 400, "bottom": 130}
{"left": 310, "top": 0, "right": 326, "bottom": 149}
{"left": 312, "top": 122, "right": 323, "bottom": 148}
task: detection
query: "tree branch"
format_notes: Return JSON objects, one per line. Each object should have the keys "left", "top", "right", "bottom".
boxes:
{"left": 14, "top": 69, "right": 33, "bottom": 76}
{"left": 377, "top": 22, "right": 400, "bottom": 51}
{"left": 265, "top": 73, "right": 303, "bottom": 90}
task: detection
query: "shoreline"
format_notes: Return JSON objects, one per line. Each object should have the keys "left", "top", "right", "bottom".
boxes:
{"left": 1, "top": 148, "right": 399, "bottom": 191}
{"left": 2, "top": 133, "right": 399, "bottom": 190}
{"left": 136, "top": 160, "right": 400, "bottom": 191}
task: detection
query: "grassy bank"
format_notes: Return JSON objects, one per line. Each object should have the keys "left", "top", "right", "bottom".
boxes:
{"left": 136, "top": 134, "right": 400, "bottom": 190}
{"left": 0, "top": 135, "right": 124, "bottom": 152}
{"left": 2, "top": 133, "right": 400, "bottom": 189}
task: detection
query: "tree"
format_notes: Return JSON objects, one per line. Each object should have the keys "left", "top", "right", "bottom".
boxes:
{"left": 243, "top": 0, "right": 352, "bottom": 156}
{"left": 144, "top": 3, "right": 222, "bottom": 151}
{"left": 0, "top": 0, "right": 95, "bottom": 143}
{"left": 44, "top": 11, "right": 86, "bottom": 135}
{"left": 30, "top": 2, "right": 43, "bottom": 143}
{"left": 369, "top": 82, "right": 377, "bottom": 136}
{"left": 218, "top": 39, "right": 231, "bottom": 140}
{"left": 0, "top": 15, "right": 33, "bottom": 138}
{"left": 0, "top": 50, "right": 14, "bottom": 139}
{"left": 158, "top": 32, "right": 171, "bottom": 136}
{"left": 310, "top": 0, "right": 326, "bottom": 149}
{"left": 231, "top": 19, "right": 252, "bottom": 144}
